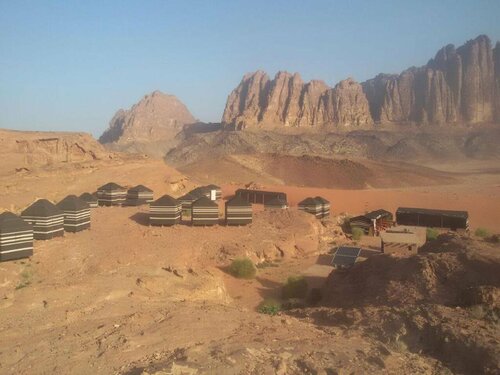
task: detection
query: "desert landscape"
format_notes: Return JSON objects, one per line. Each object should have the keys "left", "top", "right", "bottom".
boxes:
{"left": 1, "top": 3, "right": 500, "bottom": 374}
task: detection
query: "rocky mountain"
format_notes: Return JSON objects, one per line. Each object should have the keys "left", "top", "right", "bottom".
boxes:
{"left": 99, "top": 91, "right": 196, "bottom": 152}
{"left": 223, "top": 35, "right": 500, "bottom": 129}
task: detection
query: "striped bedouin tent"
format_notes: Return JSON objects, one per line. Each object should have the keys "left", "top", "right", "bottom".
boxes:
{"left": 298, "top": 197, "right": 323, "bottom": 218}
{"left": 205, "top": 184, "right": 222, "bottom": 201}
{"left": 79, "top": 192, "right": 98, "bottom": 208}
{"left": 21, "top": 199, "right": 65, "bottom": 240}
{"left": 191, "top": 196, "right": 219, "bottom": 226}
{"left": 189, "top": 186, "right": 211, "bottom": 200}
{"left": 264, "top": 197, "right": 289, "bottom": 210}
{"left": 149, "top": 195, "right": 182, "bottom": 226}
{"left": 0, "top": 212, "right": 33, "bottom": 262}
{"left": 225, "top": 195, "right": 252, "bottom": 225}
{"left": 314, "top": 196, "right": 330, "bottom": 218}
{"left": 178, "top": 192, "right": 197, "bottom": 210}
{"left": 125, "top": 185, "right": 154, "bottom": 206}
{"left": 97, "top": 182, "right": 127, "bottom": 206}
{"left": 56, "top": 195, "right": 91, "bottom": 233}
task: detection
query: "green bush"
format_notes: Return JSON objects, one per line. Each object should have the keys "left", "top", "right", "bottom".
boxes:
{"left": 282, "top": 275, "right": 308, "bottom": 299}
{"left": 426, "top": 228, "right": 439, "bottom": 241}
{"left": 258, "top": 299, "right": 281, "bottom": 315}
{"left": 229, "top": 258, "right": 256, "bottom": 279}
{"left": 351, "top": 227, "right": 364, "bottom": 241}
{"left": 475, "top": 228, "right": 490, "bottom": 238}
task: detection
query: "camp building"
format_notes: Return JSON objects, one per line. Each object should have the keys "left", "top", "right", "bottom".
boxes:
{"left": 149, "top": 195, "right": 182, "bottom": 226}
{"left": 396, "top": 207, "right": 469, "bottom": 231}
{"left": 79, "top": 192, "right": 98, "bottom": 208}
{"left": 205, "top": 184, "right": 222, "bottom": 200}
{"left": 191, "top": 196, "right": 219, "bottom": 226}
{"left": 314, "top": 196, "right": 330, "bottom": 218}
{"left": 298, "top": 197, "right": 323, "bottom": 218}
{"left": 126, "top": 185, "right": 154, "bottom": 206}
{"left": 97, "top": 182, "right": 127, "bottom": 206}
{"left": 0, "top": 212, "right": 33, "bottom": 262}
{"left": 21, "top": 199, "right": 65, "bottom": 240}
{"left": 225, "top": 196, "right": 252, "bottom": 225}
{"left": 57, "top": 195, "right": 91, "bottom": 233}
{"left": 235, "top": 189, "right": 287, "bottom": 205}
{"left": 381, "top": 227, "right": 426, "bottom": 256}
{"left": 178, "top": 192, "right": 197, "bottom": 211}
{"left": 350, "top": 209, "right": 393, "bottom": 236}
{"left": 264, "top": 196, "right": 289, "bottom": 210}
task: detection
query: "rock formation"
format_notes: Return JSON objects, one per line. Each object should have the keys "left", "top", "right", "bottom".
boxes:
{"left": 222, "top": 72, "right": 372, "bottom": 130}
{"left": 223, "top": 35, "right": 500, "bottom": 129}
{"left": 99, "top": 91, "right": 196, "bottom": 145}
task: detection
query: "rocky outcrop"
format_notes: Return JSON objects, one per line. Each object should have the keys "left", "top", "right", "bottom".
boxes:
{"left": 99, "top": 91, "right": 196, "bottom": 145}
{"left": 222, "top": 72, "right": 372, "bottom": 129}
{"left": 363, "top": 35, "right": 498, "bottom": 125}
{"left": 223, "top": 35, "right": 500, "bottom": 129}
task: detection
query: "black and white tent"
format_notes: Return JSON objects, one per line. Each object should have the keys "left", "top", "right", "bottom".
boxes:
{"left": 125, "top": 185, "right": 154, "bottom": 206}
{"left": 149, "top": 195, "right": 182, "bottom": 226}
{"left": 225, "top": 196, "right": 252, "bottom": 225}
{"left": 314, "top": 196, "right": 330, "bottom": 218}
{"left": 21, "top": 199, "right": 65, "bottom": 240}
{"left": 298, "top": 197, "right": 323, "bottom": 218}
{"left": 178, "top": 192, "right": 197, "bottom": 210}
{"left": 97, "top": 182, "right": 127, "bottom": 206}
{"left": 79, "top": 192, "right": 98, "bottom": 208}
{"left": 189, "top": 186, "right": 211, "bottom": 200}
{"left": 0, "top": 212, "right": 33, "bottom": 262}
{"left": 264, "top": 197, "right": 289, "bottom": 210}
{"left": 191, "top": 196, "right": 219, "bottom": 226}
{"left": 57, "top": 195, "right": 91, "bottom": 233}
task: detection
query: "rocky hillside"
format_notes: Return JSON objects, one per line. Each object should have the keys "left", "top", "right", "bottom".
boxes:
{"left": 0, "top": 128, "right": 113, "bottom": 176}
{"left": 99, "top": 91, "right": 196, "bottom": 154}
{"left": 223, "top": 35, "right": 500, "bottom": 129}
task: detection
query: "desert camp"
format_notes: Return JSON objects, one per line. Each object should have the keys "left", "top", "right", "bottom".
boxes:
{"left": 21, "top": 199, "right": 65, "bottom": 240}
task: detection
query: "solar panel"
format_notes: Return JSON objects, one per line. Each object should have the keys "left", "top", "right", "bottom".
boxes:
{"left": 331, "top": 246, "right": 361, "bottom": 267}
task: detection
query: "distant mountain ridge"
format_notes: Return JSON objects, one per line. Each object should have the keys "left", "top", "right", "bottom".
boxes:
{"left": 222, "top": 35, "right": 500, "bottom": 129}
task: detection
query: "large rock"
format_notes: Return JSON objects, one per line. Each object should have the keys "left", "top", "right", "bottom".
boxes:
{"left": 99, "top": 91, "right": 196, "bottom": 146}
{"left": 222, "top": 72, "right": 372, "bottom": 129}
{"left": 363, "top": 35, "right": 497, "bottom": 125}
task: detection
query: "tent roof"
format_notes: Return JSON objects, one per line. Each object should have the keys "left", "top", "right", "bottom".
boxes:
{"left": 226, "top": 195, "right": 251, "bottom": 207}
{"left": 265, "top": 197, "right": 288, "bottom": 205}
{"left": 397, "top": 207, "right": 468, "bottom": 219}
{"left": 364, "top": 209, "right": 392, "bottom": 220}
{"left": 98, "top": 182, "right": 125, "bottom": 191}
{"left": 0, "top": 212, "right": 32, "bottom": 232}
{"left": 313, "top": 196, "right": 330, "bottom": 204}
{"left": 57, "top": 195, "right": 90, "bottom": 211}
{"left": 178, "top": 192, "right": 196, "bottom": 201}
{"left": 192, "top": 196, "right": 218, "bottom": 207}
{"left": 205, "top": 184, "right": 221, "bottom": 190}
{"left": 79, "top": 192, "right": 98, "bottom": 202}
{"left": 150, "top": 194, "right": 180, "bottom": 206}
{"left": 298, "top": 197, "right": 321, "bottom": 206}
{"left": 22, "top": 199, "right": 63, "bottom": 217}
{"left": 128, "top": 184, "right": 153, "bottom": 193}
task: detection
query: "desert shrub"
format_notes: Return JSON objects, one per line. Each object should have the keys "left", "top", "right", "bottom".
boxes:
{"left": 426, "top": 228, "right": 439, "bottom": 241}
{"left": 15, "top": 268, "right": 32, "bottom": 290}
{"left": 475, "top": 227, "right": 490, "bottom": 238}
{"left": 229, "top": 258, "right": 256, "bottom": 279}
{"left": 282, "top": 276, "right": 308, "bottom": 299}
{"left": 351, "top": 227, "right": 364, "bottom": 241}
{"left": 258, "top": 299, "right": 281, "bottom": 316}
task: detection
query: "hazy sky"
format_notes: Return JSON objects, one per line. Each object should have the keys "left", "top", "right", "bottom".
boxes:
{"left": 1, "top": 0, "right": 500, "bottom": 137}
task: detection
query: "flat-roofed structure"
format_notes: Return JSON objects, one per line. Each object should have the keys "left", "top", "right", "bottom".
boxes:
{"left": 264, "top": 197, "right": 289, "bottom": 210}
{"left": 56, "top": 195, "right": 91, "bottom": 233}
{"left": 225, "top": 196, "right": 252, "bottom": 225}
{"left": 191, "top": 196, "right": 219, "bottom": 226}
{"left": 21, "top": 199, "right": 65, "bottom": 240}
{"left": 97, "top": 182, "right": 127, "bottom": 206}
{"left": 149, "top": 195, "right": 182, "bottom": 226}
{"left": 79, "top": 192, "right": 98, "bottom": 208}
{"left": 396, "top": 207, "right": 469, "bottom": 231}
{"left": 125, "top": 185, "right": 154, "bottom": 206}
{"left": 350, "top": 209, "right": 393, "bottom": 236}
{"left": 235, "top": 189, "right": 287, "bottom": 205}
{"left": 0, "top": 212, "right": 33, "bottom": 262}
{"left": 381, "top": 227, "right": 426, "bottom": 256}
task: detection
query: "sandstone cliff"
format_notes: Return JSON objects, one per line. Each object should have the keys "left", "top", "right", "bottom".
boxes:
{"left": 222, "top": 71, "right": 372, "bottom": 129}
{"left": 223, "top": 35, "right": 500, "bottom": 129}
{"left": 99, "top": 91, "right": 196, "bottom": 145}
